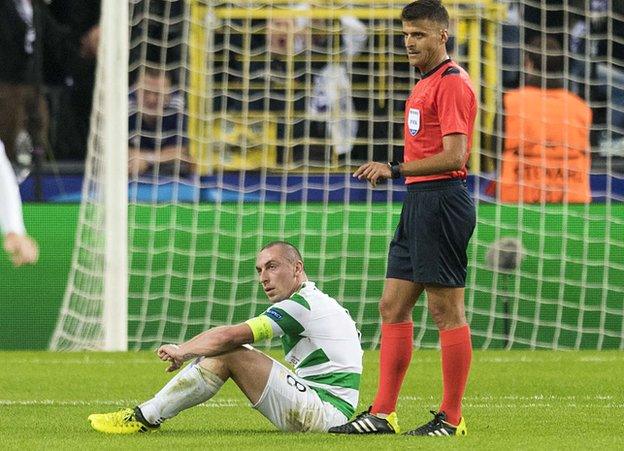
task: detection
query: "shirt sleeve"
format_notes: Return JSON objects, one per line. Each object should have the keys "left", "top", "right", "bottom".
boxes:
{"left": 436, "top": 73, "right": 475, "bottom": 137}
{"left": 261, "top": 299, "right": 309, "bottom": 337}
{"left": 0, "top": 140, "right": 26, "bottom": 235}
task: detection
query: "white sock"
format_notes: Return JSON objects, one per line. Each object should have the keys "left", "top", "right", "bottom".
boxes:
{"left": 139, "top": 360, "right": 225, "bottom": 425}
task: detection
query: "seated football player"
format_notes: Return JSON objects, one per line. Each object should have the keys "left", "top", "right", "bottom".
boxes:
{"left": 88, "top": 241, "right": 363, "bottom": 433}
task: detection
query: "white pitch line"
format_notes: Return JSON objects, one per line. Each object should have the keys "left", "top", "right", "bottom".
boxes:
{"left": 7, "top": 354, "right": 624, "bottom": 366}
{"left": 0, "top": 399, "right": 244, "bottom": 407}
{"left": 2, "top": 395, "right": 622, "bottom": 409}
{"left": 400, "top": 394, "right": 619, "bottom": 401}
{"left": 475, "top": 355, "right": 624, "bottom": 364}
{"left": 7, "top": 359, "right": 159, "bottom": 365}
{"left": 2, "top": 400, "right": 621, "bottom": 409}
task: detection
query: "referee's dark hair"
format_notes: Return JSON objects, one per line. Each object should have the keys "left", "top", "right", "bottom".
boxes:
{"left": 401, "top": 0, "right": 450, "bottom": 28}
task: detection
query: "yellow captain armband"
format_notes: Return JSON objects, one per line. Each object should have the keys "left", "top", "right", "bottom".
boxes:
{"left": 245, "top": 315, "right": 274, "bottom": 343}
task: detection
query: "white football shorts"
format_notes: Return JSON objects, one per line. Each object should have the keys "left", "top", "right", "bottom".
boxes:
{"left": 253, "top": 359, "right": 348, "bottom": 432}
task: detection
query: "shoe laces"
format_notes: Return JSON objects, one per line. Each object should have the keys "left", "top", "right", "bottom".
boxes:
{"left": 416, "top": 410, "right": 448, "bottom": 433}
{"left": 110, "top": 408, "right": 136, "bottom": 426}
{"left": 353, "top": 407, "right": 373, "bottom": 420}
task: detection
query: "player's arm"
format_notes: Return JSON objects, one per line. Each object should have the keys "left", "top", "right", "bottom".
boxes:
{"left": 353, "top": 134, "right": 466, "bottom": 186}
{"left": 157, "top": 323, "right": 254, "bottom": 371}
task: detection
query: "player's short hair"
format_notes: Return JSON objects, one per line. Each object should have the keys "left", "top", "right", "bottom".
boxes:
{"left": 525, "top": 35, "right": 564, "bottom": 88}
{"left": 401, "top": 0, "right": 449, "bottom": 28}
{"left": 260, "top": 241, "right": 303, "bottom": 265}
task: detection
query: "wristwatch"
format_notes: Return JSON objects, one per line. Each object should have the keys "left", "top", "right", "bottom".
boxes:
{"left": 388, "top": 161, "right": 402, "bottom": 179}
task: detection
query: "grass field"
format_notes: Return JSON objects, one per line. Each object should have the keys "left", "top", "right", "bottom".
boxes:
{"left": 2, "top": 350, "right": 623, "bottom": 450}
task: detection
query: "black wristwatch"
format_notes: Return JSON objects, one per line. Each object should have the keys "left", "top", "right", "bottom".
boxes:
{"left": 388, "top": 161, "right": 402, "bottom": 179}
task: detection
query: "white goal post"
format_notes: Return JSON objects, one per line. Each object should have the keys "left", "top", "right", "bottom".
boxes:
{"left": 51, "top": 0, "right": 129, "bottom": 351}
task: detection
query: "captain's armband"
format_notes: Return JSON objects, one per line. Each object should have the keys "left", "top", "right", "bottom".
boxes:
{"left": 245, "top": 315, "right": 274, "bottom": 342}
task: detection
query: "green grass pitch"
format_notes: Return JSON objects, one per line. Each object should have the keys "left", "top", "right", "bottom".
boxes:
{"left": 2, "top": 350, "right": 623, "bottom": 450}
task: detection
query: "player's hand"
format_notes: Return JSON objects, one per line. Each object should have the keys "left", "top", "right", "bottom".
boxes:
{"left": 3, "top": 232, "right": 39, "bottom": 267}
{"left": 353, "top": 162, "right": 392, "bottom": 188}
{"left": 157, "top": 344, "right": 184, "bottom": 372}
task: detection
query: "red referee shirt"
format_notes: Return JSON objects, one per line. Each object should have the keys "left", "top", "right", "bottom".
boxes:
{"left": 403, "top": 59, "right": 477, "bottom": 184}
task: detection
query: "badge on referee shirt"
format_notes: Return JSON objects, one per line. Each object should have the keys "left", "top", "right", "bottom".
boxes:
{"left": 408, "top": 108, "right": 420, "bottom": 136}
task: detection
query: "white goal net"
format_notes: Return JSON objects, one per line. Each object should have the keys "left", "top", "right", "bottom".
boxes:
{"left": 51, "top": 0, "right": 623, "bottom": 351}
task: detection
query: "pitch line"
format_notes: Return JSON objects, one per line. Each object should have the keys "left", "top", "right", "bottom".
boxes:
{"left": 7, "top": 358, "right": 159, "bottom": 365}
{"left": 0, "top": 399, "right": 242, "bottom": 407}
{"left": 7, "top": 354, "right": 624, "bottom": 366}
{"left": 2, "top": 394, "right": 621, "bottom": 409}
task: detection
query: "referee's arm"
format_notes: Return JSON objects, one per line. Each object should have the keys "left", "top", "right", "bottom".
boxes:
{"left": 399, "top": 133, "right": 467, "bottom": 177}
{"left": 353, "top": 133, "right": 467, "bottom": 185}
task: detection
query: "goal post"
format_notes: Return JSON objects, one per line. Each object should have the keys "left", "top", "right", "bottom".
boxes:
{"left": 101, "top": 0, "right": 129, "bottom": 352}
{"left": 50, "top": 0, "right": 128, "bottom": 351}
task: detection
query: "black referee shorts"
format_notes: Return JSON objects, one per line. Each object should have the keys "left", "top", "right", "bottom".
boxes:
{"left": 386, "top": 179, "right": 476, "bottom": 287}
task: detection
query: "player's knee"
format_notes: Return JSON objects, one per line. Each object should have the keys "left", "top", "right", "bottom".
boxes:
{"left": 198, "top": 355, "right": 228, "bottom": 374}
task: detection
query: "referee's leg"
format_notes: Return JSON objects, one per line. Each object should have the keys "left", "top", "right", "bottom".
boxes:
{"left": 425, "top": 285, "right": 472, "bottom": 427}
{"left": 370, "top": 278, "right": 423, "bottom": 416}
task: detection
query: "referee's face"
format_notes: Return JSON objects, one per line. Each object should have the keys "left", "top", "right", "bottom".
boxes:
{"left": 402, "top": 19, "right": 448, "bottom": 73}
{"left": 256, "top": 246, "right": 304, "bottom": 303}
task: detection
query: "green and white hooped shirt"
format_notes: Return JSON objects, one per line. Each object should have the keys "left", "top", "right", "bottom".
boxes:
{"left": 246, "top": 281, "right": 363, "bottom": 418}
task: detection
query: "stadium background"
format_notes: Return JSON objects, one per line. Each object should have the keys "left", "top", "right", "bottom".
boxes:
{"left": 1, "top": 0, "right": 623, "bottom": 352}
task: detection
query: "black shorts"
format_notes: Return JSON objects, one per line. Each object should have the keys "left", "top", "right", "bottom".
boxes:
{"left": 386, "top": 179, "right": 476, "bottom": 287}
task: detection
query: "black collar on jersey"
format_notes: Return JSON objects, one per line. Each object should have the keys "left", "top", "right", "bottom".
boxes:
{"left": 419, "top": 57, "right": 452, "bottom": 79}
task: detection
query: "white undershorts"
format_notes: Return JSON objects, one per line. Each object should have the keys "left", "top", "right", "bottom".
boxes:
{"left": 253, "top": 359, "right": 348, "bottom": 432}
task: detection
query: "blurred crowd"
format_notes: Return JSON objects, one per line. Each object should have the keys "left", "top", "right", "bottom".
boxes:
{"left": 0, "top": 1, "right": 622, "bottom": 197}
{"left": 502, "top": 0, "right": 624, "bottom": 152}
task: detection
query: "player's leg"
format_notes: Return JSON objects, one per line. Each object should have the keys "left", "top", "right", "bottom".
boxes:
{"left": 88, "top": 354, "right": 222, "bottom": 434}
{"left": 197, "top": 344, "right": 273, "bottom": 404}
{"left": 88, "top": 346, "right": 273, "bottom": 434}
{"left": 137, "top": 345, "right": 273, "bottom": 425}
{"left": 200, "top": 347, "right": 351, "bottom": 432}
{"left": 233, "top": 355, "right": 350, "bottom": 432}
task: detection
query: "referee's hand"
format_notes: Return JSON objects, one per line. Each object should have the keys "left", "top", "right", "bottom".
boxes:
{"left": 353, "top": 162, "right": 391, "bottom": 188}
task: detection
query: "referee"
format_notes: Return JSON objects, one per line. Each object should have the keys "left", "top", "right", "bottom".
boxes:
{"left": 330, "top": 0, "right": 477, "bottom": 437}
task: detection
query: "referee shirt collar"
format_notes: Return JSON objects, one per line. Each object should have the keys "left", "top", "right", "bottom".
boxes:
{"left": 419, "top": 57, "right": 452, "bottom": 79}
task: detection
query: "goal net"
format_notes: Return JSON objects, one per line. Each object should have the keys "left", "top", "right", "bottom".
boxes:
{"left": 51, "top": 0, "right": 623, "bottom": 351}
